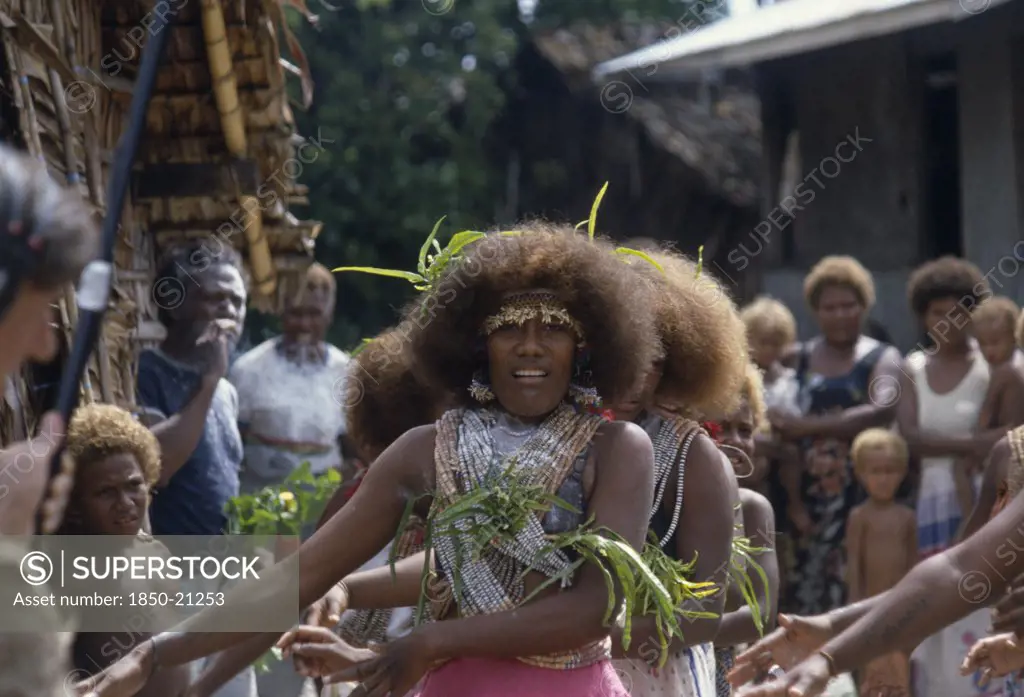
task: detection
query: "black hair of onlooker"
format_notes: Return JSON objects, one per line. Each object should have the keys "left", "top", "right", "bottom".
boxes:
{"left": 153, "top": 241, "right": 243, "bottom": 328}
{"left": 906, "top": 256, "right": 988, "bottom": 318}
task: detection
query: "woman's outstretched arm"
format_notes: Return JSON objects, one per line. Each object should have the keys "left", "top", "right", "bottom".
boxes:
{"left": 188, "top": 551, "right": 430, "bottom": 697}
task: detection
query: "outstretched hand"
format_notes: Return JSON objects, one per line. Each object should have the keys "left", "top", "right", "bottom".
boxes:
{"left": 735, "top": 653, "right": 832, "bottom": 697}
{"left": 305, "top": 583, "right": 350, "bottom": 628}
{"left": 327, "top": 629, "right": 435, "bottom": 697}
{"left": 276, "top": 625, "right": 376, "bottom": 679}
{"left": 729, "top": 614, "right": 833, "bottom": 688}
{"left": 961, "top": 632, "right": 1024, "bottom": 685}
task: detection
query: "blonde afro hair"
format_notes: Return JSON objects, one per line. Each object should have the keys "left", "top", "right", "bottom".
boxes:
{"left": 804, "top": 255, "right": 876, "bottom": 310}
{"left": 629, "top": 249, "right": 749, "bottom": 419}
{"left": 974, "top": 295, "right": 1020, "bottom": 333}
{"left": 740, "top": 296, "right": 797, "bottom": 346}
{"left": 404, "top": 223, "right": 661, "bottom": 406}
{"left": 739, "top": 362, "right": 767, "bottom": 433}
{"left": 850, "top": 427, "right": 909, "bottom": 479}
{"left": 67, "top": 403, "right": 161, "bottom": 486}
{"left": 345, "top": 327, "right": 451, "bottom": 462}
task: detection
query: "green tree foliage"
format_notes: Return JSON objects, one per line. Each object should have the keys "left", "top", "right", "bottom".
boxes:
{"left": 284, "top": 0, "right": 705, "bottom": 347}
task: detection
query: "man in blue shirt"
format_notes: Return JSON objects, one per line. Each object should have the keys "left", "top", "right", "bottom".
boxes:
{"left": 137, "top": 243, "right": 247, "bottom": 536}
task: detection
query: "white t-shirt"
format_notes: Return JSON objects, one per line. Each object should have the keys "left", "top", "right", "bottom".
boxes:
{"left": 229, "top": 338, "right": 352, "bottom": 492}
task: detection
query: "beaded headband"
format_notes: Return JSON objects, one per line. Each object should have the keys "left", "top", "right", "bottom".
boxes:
{"left": 481, "top": 290, "right": 585, "bottom": 342}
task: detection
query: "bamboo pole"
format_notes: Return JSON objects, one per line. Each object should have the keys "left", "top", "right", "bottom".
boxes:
{"left": 199, "top": 0, "right": 276, "bottom": 298}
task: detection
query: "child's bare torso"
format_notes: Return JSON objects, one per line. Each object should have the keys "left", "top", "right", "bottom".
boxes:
{"left": 858, "top": 502, "right": 916, "bottom": 598}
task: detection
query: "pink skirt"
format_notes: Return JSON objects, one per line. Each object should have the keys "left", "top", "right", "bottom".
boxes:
{"left": 415, "top": 657, "right": 631, "bottom": 697}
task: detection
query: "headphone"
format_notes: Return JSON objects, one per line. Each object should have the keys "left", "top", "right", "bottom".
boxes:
{"left": 0, "top": 188, "right": 44, "bottom": 323}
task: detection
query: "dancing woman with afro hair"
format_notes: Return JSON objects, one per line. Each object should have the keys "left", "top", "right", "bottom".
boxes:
{"left": 83, "top": 225, "right": 665, "bottom": 697}
{"left": 609, "top": 248, "right": 749, "bottom": 697}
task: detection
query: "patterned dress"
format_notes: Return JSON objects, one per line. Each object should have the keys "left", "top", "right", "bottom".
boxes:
{"left": 782, "top": 342, "right": 886, "bottom": 616}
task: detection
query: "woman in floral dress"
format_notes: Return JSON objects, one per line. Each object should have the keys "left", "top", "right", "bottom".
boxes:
{"left": 768, "top": 256, "right": 902, "bottom": 616}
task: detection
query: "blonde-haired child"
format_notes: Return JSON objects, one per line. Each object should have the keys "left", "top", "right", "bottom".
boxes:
{"left": 740, "top": 297, "right": 799, "bottom": 414}
{"left": 739, "top": 297, "right": 804, "bottom": 590}
{"left": 974, "top": 296, "right": 1021, "bottom": 367}
{"left": 846, "top": 428, "right": 916, "bottom": 696}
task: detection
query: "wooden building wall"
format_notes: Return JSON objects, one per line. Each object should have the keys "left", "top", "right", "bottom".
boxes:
{"left": 497, "top": 43, "right": 762, "bottom": 295}
{"left": 751, "top": 34, "right": 926, "bottom": 350}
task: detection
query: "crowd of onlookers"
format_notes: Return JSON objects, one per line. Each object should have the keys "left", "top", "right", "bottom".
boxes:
{"left": 64, "top": 248, "right": 1024, "bottom": 697}
{"left": 740, "top": 254, "right": 1024, "bottom": 697}
{"left": 4, "top": 142, "right": 1022, "bottom": 697}
{"left": 26, "top": 243, "right": 355, "bottom": 697}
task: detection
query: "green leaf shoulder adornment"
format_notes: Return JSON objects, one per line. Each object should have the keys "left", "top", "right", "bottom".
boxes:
{"left": 729, "top": 534, "right": 771, "bottom": 637}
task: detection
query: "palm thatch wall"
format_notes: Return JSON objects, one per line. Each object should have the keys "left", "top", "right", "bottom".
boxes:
{"left": 0, "top": 0, "right": 321, "bottom": 445}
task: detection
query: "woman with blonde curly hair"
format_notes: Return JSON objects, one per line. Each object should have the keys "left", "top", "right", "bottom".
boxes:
{"left": 608, "top": 250, "right": 748, "bottom": 697}
{"left": 81, "top": 225, "right": 665, "bottom": 697}
{"left": 770, "top": 255, "right": 902, "bottom": 616}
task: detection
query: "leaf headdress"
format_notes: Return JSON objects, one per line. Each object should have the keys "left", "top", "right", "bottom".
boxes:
{"left": 332, "top": 216, "right": 492, "bottom": 293}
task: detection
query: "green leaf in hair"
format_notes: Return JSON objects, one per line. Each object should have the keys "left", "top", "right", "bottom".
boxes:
{"left": 418, "top": 216, "right": 446, "bottom": 277}
{"left": 332, "top": 218, "right": 495, "bottom": 294}
{"left": 332, "top": 267, "right": 427, "bottom": 284}
{"left": 588, "top": 182, "right": 610, "bottom": 240}
{"left": 349, "top": 337, "right": 375, "bottom": 357}
{"left": 696, "top": 245, "right": 704, "bottom": 279}
{"left": 615, "top": 247, "right": 665, "bottom": 274}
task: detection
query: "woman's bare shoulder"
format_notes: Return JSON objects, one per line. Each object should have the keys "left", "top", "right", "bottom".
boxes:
{"left": 372, "top": 423, "right": 439, "bottom": 478}
{"left": 739, "top": 488, "right": 774, "bottom": 522}
{"left": 593, "top": 419, "right": 652, "bottom": 461}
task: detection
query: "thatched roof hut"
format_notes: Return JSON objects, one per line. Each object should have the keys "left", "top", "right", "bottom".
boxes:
{"left": 0, "top": 0, "right": 322, "bottom": 444}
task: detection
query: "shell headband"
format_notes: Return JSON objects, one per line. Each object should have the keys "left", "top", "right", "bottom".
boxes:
{"left": 481, "top": 290, "right": 585, "bottom": 344}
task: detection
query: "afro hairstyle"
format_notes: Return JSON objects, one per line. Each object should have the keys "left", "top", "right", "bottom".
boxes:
{"left": 402, "top": 223, "right": 661, "bottom": 407}
{"left": 67, "top": 403, "right": 161, "bottom": 487}
{"left": 740, "top": 295, "right": 797, "bottom": 346}
{"left": 739, "top": 362, "right": 768, "bottom": 433}
{"left": 850, "top": 427, "right": 909, "bottom": 479}
{"left": 345, "top": 327, "right": 451, "bottom": 462}
{"left": 625, "top": 249, "right": 749, "bottom": 419}
{"left": 803, "top": 255, "right": 876, "bottom": 310}
{"left": 906, "top": 256, "right": 988, "bottom": 318}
